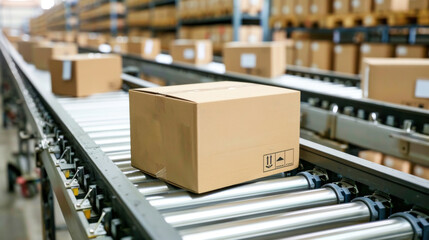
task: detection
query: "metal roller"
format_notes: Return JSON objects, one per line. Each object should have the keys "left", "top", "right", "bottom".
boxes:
{"left": 108, "top": 153, "right": 131, "bottom": 162}
{"left": 88, "top": 130, "right": 130, "bottom": 140}
{"left": 135, "top": 181, "right": 174, "bottom": 196}
{"left": 180, "top": 201, "right": 372, "bottom": 240}
{"left": 148, "top": 174, "right": 319, "bottom": 211}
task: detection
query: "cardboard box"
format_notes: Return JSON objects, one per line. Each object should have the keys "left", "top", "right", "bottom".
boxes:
{"left": 358, "top": 150, "right": 383, "bottom": 164}
{"left": 375, "top": 0, "right": 409, "bottom": 12}
{"left": 285, "top": 39, "right": 295, "bottom": 66}
{"left": 128, "top": 38, "right": 161, "bottom": 59}
{"left": 383, "top": 155, "right": 411, "bottom": 173}
{"left": 294, "top": 0, "right": 310, "bottom": 16}
{"left": 351, "top": 0, "right": 373, "bottom": 13}
{"left": 223, "top": 42, "right": 286, "bottom": 78}
{"left": 334, "top": 44, "right": 359, "bottom": 74}
{"left": 109, "top": 36, "right": 129, "bottom": 53}
{"left": 33, "top": 43, "right": 78, "bottom": 70}
{"left": 413, "top": 164, "right": 429, "bottom": 180}
{"left": 409, "top": 0, "right": 429, "bottom": 10}
{"left": 17, "top": 38, "right": 50, "bottom": 63}
{"left": 49, "top": 54, "right": 122, "bottom": 97}
{"left": 361, "top": 58, "right": 429, "bottom": 109}
{"left": 311, "top": 0, "right": 332, "bottom": 15}
{"left": 310, "top": 41, "right": 333, "bottom": 70}
{"left": 395, "top": 45, "right": 427, "bottom": 58}
{"left": 271, "top": 0, "right": 283, "bottom": 16}
{"left": 170, "top": 40, "right": 213, "bottom": 65}
{"left": 294, "top": 39, "right": 311, "bottom": 67}
{"left": 282, "top": 0, "right": 296, "bottom": 15}
{"left": 359, "top": 43, "right": 394, "bottom": 74}
{"left": 87, "top": 34, "right": 107, "bottom": 48}
{"left": 333, "top": 0, "right": 351, "bottom": 14}
{"left": 130, "top": 81, "right": 300, "bottom": 193}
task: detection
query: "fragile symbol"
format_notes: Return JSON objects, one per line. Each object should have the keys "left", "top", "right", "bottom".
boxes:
{"left": 266, "top": 155, "right": 273, "bottom": 168}
{"left": 277, "top": 157, "right": 284, "bottom": 162}
{"left": 263, "top": 149, "right": 294, "bottom": 172}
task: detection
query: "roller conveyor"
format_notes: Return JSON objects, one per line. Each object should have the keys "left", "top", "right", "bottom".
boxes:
{"left": 1, "top": 34, "right": 429, "bottom": 240}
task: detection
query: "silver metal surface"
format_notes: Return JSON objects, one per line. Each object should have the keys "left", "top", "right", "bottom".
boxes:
{"left": 164, "top": 188, "right": 338, "bottom": 228}
{"left": 180, "top": 201, "right": 371, "bottom": 240}
{"left": 283, "top": 217, "right": 414, "bottom": 240}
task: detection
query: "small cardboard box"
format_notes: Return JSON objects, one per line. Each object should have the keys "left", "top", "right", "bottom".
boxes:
{"left": 375, "top": 0, "right": 409, "bottom": 12}
{"left": 294, "top": 39, "right": 311, "bottom": 67}
{"left": 361, "top": 58, "right": 429, "bottom": 109}
{"left": 294, "top": 0, "right": 310, "bottom": 16}
{"left": 334, "top": 44, "right": 359, "bottom": 74}
{"left": 358, "top": 150, "right": 383, "bottom": 164}
{"left": 128, "top": 38, "right": 161, "bottom": 59}
{"left": 310, "top": 0, "right": 333, "bottom": 15}
{"left": 409, "top": 0, "right": 429, "bottom": 10}
{"left": 282, "top": 0, "right": 296, "bottom": 15}
{"left": 33, "top": 43, "right": 78, "bottom": 70}
{"left": 87, "top": 34, "right": 107, "bottom": 49}
{"left": 17, "top": 38, "right": 50, "bottom": 63}
{"left": 359, "top": 43, "right": 394, "bottom": 74}
{"left": 130, "top": 81, "right": 300, "bottom": 193}
{"left": 413, "top": 164, "right": 429, "bottom": 180}
{"left": 351, "top": 0, "right": 373, "bottom": 13}
{"left": 333, "top": 0, "right": 351, "bottom": 14}
{"left": 109, "top": 36, "right": 129, "bottom": 53}
{"left": 271, "top": 0, "right": 283, "bottom": 16}
{"left": 383, "top": 155, "right": 411, "bottom": 173}
{"left": 170, "top": 40, "right": 212, "bottom": 65}
{"left": 310, "top": 41, "right": 333, "bottom": 70}
{"left": 395, "top": 45, "right": 427, "bottom": 58}
{"left": 49, "top": 54, "right": 122, "bottom": 97}
{"left": 223, "top": 42, "right": 286, "bottom": 78}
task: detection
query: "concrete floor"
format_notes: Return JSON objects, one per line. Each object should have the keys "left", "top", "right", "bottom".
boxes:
{"left": 0, "top": 104, "right": 71, "bottom": 239}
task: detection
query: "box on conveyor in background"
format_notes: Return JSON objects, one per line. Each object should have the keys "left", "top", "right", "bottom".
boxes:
{"left": 333, "top": 0, "right": 351, "bottom": 14}
{"left": 334, "top": 44, "right": 360, "bottom": 74}
{"left": 170, "top": 39, "right": 213, "bottom": 65}
{"left": 351, "top": 0, "right": 373, "bottom": 13}
{"left": 359, "top": 43, "right": 394, "bottom": 74}
{"left": 33, "top": 43, "right": 78, "bottom": 70}
{"left": 49, "top": 54, "right": 122, "bottom": 97}
{"left": 294, "top": 39, "right": 311, "bottom": 67}
{"left": 77, "top": 32, "right": 90, "bottom": 47}
{"left": 375, "top": 0, "right": 409, "bottom": 12}
{"left": 361, "top": 58, "right": 429, "bottom": 109}
{"left": 409, "top": 0, "right": 429, "bottom": 10}
{"left": 223, "top": 42, "right": 286, "bottom": 78}
{"left": 395, "top": 45, "right": 427, "bottom": 58}
{"left": 109, "top": 36, "right": 128, "bottom": 53}
{"left": 310, "top": 41, "right": 333, "bottom": 70}
{"left": 130, "top": 81, "right": 300, "bottom": 193}
{"left": 87, "top": 33, "right": 107, "bottom": 49}
{"left": 17, "top": 37, "right": 50, "bottom": 63}
{"left": 382, "top": 155, "right": 412, "bottom": 173}
{"left": 358, "top": 150, "right": 383, "bottom": 164}
{"left": 310, "top": 0, "right": 333, "bottom": 15}
{"left": 127, "top": 37, "right": 161, "bottom": 59}
{"left": 62, "top": 31, "right": 76, "bottom": 43}
{"left": 413, "top": 164, "right": 429, "bottom": 180}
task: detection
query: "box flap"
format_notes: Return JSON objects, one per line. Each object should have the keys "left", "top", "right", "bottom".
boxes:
{"left": 131, "top": 81, "right": 298, "bottom": 103}
{"left": 52, "top": 53, "right": 120, "bottom": 61}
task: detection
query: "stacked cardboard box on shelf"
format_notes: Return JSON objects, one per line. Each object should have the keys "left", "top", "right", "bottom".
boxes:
{"left": 33, "top": 43, "right": 78, "bottom": 70}
{"left": 128, "top": 37, "right": 161, "bottom": 59}
{"left": 179, "top": 0, "right": 263, "bottom": 19}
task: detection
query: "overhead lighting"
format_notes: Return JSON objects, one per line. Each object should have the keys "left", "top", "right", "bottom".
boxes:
{"left": 41, "top": 0, "right": 54, "bottom": 10}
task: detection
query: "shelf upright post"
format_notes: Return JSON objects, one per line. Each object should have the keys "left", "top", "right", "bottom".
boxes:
{"left": 176, "top": 0, "right": 181, "bottom": 39}
{"left": 65, "top": 1, "right": 72, "bottom": 32}
{"left": 409, "top": 26, "right": 417, "bottom": 44}
{"left": 261, "top": 0, "right": 270, "bottom": 41}
{"left": 110, "top": 0, "right": 118, "bottom": 37}
{"left": 233, "top": 0, "right": 241, "bottom": 41}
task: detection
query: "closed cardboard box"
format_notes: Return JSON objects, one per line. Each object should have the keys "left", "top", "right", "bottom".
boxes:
{"left": 285, "top": 39, "right": 295, "bottom": 66}
{"left": 358, "top": 150, "right": 383, "bottom": 164}
{"left": 223, "top": 42, "right": 286, "bottom": 78}
{"left": 130, "top": 81, "right": 300, "bottom": 193}
{"left": 282, "top": 0, "right": 296, "bottom": 15}
{"left": 361, "top": 58, "right": 429, "bottom": 109}
{"left": 409, "top": 0, "right": 429, "bottom": 10}
{"left": 351, "top": 0, "right": 373, "bottom": 13}
{"left": 311, "top": 0, "right": 332, "bottom": 15}
{"left": 383, "top": 155, "right": 411, "bottom": 173}
{"left": 294, "top": 39, "right": 311, "bottom": 67}
{"left": 375, "top": 0, "right": 409, "bottom": 12}
{"left": 395, "top": 45, "right": 427, "bottom": 58}
{"left": 49, "top": 54, "right": 122, "bottom": 97}
{"left": 171, "top": 40, "right": 213, "bottom": 65}
{"left": 294, "top": 0, "right": 310, "bottom": 16}
{"left": 33, "top": 43, "right": 78, "bottom": 70}
{"left": 87, "top": 34, "right": 107, "bottom": 48}
{"left": 359, "top": 43, "right": 394, "bottom": 74}
{"left": 334, "top": 44, "right": 359, "bottom": 74}
{"left": 333, "top": 0, "right": 351, "bottom": 14}
{"left": 310, "top": 41, "right": 333, "bottom": 70}
{"left": 17, "top": 38, "right": 50, "bottom": 63}
{"left": 413, "top": 164, "right": 429, "bottom": 180}
{"left": 271, "top": 0, "right": 283, "bottom": 16}
{"left": 109, "top": 36, "right": 129, "bottom": 53}
{"left": 128, "top": 38, "right": 161, "bottom": 59}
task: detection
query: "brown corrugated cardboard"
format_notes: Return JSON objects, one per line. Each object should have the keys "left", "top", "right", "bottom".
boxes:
{"left": 282, "top": 0, "right": 296, "bottom": 15}
{"left": 17, "top": 38, "right": 50, "bottom": 63}
{"left": 310, "top": 41, "right": 333, "bottom": 70}
{"left": 271, "top": 0, "right": 283, "bottom": 16}
{"left": 49, "top": 54, "right": 122, "bottom": 97}
{"left": 130, "top": 81, "right": 300, "bottom": 193}
{"left": 413, "top": 164, "right": 429, "bottom": 180}
{"left": 294, "top": 39, "right": 311, "bottom": 67}
{"left": 383, "top": 155, "right": 411, "bottom": 173}
{"left": 33, "top": 43, "right": 78, "bottom": 70}
{"left": 359, "top": 43, "right": 394, "bottom": 74}
{"left": 127, "top": 37, "right": 161, "bottom": 59}
{"left": 294, "top": 0, "right": 310, "bottom": 16}
{"left": 409, "top": 0, "right": 429, "bottom": 10}
{"left": 358, "top": 150, "right": 383, "bottom": 164}
{"left": 361, "top": 58, "right": 429, "bottom": 109}
{"left": 170, "top": 39, "right": 212, "bottom": 65}
{"left": 109, "top": 36, "right": 129, "bottom": 53}
{"left": 223, "top": 42, "right": 286, "bottom": 78}
{"left": 310, "top": 0, "right": 332, "bottom": 15}
{"left": 285, "top": 39, "right": 295, "bottom": 66}
{"left": 87, "top": 34, "right": 107, "bottom": 48}
{"left": 334, "top": 44, "right": 359, "bottom": 74}
{"left": 375, "top": 0, "right": 409, "bottom": 12}
{"left": 333, "top": 0, "right": 351, "bottom": 14}
{"left": 351, "top": 0, "right": 373, "bottom": 13}
{"left": 395, "top": 45, "right": 427, "bottom": 58}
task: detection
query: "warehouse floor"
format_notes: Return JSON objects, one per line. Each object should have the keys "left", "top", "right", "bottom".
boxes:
{"left": 0, "top": 104, "right": 71, "bottom": 240}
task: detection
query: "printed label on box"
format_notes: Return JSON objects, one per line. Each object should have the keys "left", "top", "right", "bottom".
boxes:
{"left": 197, "top": 42, "right": 205, "bottom": 60}
{"left": 415, "top": 79, "right": 429, "bottom": 98}
{"left": 376, "top": 0, "right": 384, "bottom": 4}
{"left": 311, "top": 42, "right": 319, "bottom": 51}
{"left": 334, "top": 45, "right": 342, "bottom": 54}
{"left": 62, "top": 60, "right": 72, "bottom": 81}
{"left": 144, "top": 40, "right": 153, "bottom": 55}
{"left": 361, "top": 44, "right": 370, "bottom": 53}
{"left": 263, "top": 149, "right": 294, "bottom": 172}
{"left": 352, "top": 0, "right": 360, "bottom": 8}
{"left": 184, "top": 48, "right": 195, "bottom": 59}
{"left": 250, "top": 0, "right": 258, "bottom": 5}
{"left": 396, "top": 46, "right": 407, "bottom": 56}
{"left": 283, "top": 6, "right": 290, "bottom": 14}
{"left": 311, "top": 4, "right": 318, "bottom": 13}
{"left": 295, "top": 5, "right": 303, "bottom": 14}
{"left": 334, "top": 0, "right": 342, "bottom": 9}
{"left": 240, "top": 53, "right": 257, "bottom": 68}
